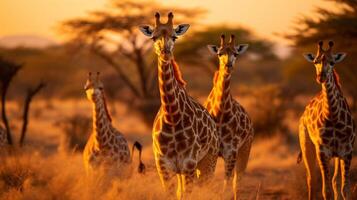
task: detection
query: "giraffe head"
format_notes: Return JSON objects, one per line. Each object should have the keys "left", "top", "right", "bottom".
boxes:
{"left": 207, "top": 34, "right": 248, "bottom": 70}
{"left": 303, "top": 41, "right": 346, "bottom": 84}
{"left": 84, "top": 72, "right": 104, "bottom": 102}
{"left": 139, "top": 12, "right": 190, "bottom": 61}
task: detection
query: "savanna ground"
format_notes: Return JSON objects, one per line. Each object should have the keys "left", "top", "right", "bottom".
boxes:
{"left": 1, "top": 98, "right": 357, "bottom": 200}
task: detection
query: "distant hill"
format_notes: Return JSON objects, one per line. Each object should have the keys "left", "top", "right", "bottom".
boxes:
{"left": 0, "top": 35, "right": 57, "bottom": 49}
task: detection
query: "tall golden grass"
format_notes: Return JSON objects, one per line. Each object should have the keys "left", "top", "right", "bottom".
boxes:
{"left": 0, "top": 98, "right": 356, "bottom": 199}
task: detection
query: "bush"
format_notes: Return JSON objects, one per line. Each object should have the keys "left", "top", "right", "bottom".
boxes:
{"left": 246, "top": 84, "right": 288, "bottom": 137}
{"left": 55, "top": 114, "right": 91, "bottom": 152}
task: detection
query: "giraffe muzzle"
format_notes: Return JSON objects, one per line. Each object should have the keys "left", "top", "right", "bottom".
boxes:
{"left": 316, "top": 73, "right": 326, "bottom": 83}
{"left": 161, "top": 48, "right": 172, "bottom": 55}
{"left": 160, "top": 49, "right": 173, "bottom": 61}
{"left": 225, "top": 63, "right": 234, "bottom": 69}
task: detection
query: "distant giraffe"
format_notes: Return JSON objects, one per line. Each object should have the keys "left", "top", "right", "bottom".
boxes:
{"left": 299, "top": 41, "right": 356, "bottom": 200}
{"left": 83, "top": 72, "right": 145, "bottom": 175}
{"left": 0, "top": 125, "right": 7, "bottom": 147}
{"left": 206, "top": 34, "right": 254, "bottom": 200}
{"left": 139, "top": 12, "right": 219, "bottom": 199}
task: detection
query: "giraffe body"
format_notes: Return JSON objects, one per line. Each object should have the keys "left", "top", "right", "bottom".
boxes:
{"left": 139, "top": 12, "right": 219, "bottom": 199}
{"left": 152, "top": 59, "right": 219, "bottom": 175}
{"left": 151, "top": 57, "right": 219, "bottom": 200}
{"left": 206, "top": 35, "right": 254, "bottom": 200}
{"left": 299, "top": 41, "right": 356, "bottom": 200}
{"left": 83, "top": 73, "right": 144, "bottom": 174}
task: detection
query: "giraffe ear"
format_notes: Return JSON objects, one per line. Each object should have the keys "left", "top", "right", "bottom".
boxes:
{"left": 207, "top": 45, "right": 218, "bottom": 54}
{"left": 235, "top": 44, "right": 249, "bottom": 54}
{"left": 334, "top": 53, "right": 346, "bottom": 63}
{"left": 139, "top": 25, "right": 154, "bottom": 37}
{"left": 303, "top": 53, "right": 315, "bottom": 62}
{"left": 174, "top": 24, "right": 190, "bottom": 36}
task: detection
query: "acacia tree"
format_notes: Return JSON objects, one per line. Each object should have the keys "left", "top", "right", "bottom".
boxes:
{"left": 285, "top": 0, "right": 357, "bottom": 111}
{"left": 175, "top": 25, "right": 277, "bottom": 74}
{"left": 0, "top": 57, "right": 44, "bottom": 146}
{"left": 0, "top": 57, "right": 21, "bottom": 145}
{"left": 60, "top": 0, "right": 204, "bottom": 124}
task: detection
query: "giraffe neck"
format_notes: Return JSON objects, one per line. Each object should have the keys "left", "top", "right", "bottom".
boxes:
{"left": 321, "top": 70, "right": 343, "bottom": 118}
{"left": 158, "top": 58, "right": 183, "bottom": 125}
{"left": 211, "top": 67, "right": 232, "bottom": 114}
{"left": 91, "top": 91, "right": 112, "bottom": 144}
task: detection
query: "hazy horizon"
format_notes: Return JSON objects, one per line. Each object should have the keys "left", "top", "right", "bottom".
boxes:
{"left": 0, "top": 0, "right": 338, "bottom": 58}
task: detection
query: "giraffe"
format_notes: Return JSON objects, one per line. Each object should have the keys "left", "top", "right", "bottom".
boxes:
{"left": 206, "top": 34, "right": 254, "bottom": 200}
{"left": 299, "top": 41, "right": 356, "bottom": 200}
{"left": 0, "top": 125, "right": 7, "bottom": 147}
{"left": 139, "top": 12, "right": 219, "bottom": 199}
{"left": 83, "top": 72, "right": 145, "bottom": 175}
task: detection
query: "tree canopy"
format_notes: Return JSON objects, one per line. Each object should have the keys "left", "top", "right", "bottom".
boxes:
{"left": 60, "top": 0, "right": 204, "bottom": 100}
{"left": 175, "top": 25, "right": 277, "bottom": 74}
{"left": 284, "top": 0, "right": 357, "bottom": 110}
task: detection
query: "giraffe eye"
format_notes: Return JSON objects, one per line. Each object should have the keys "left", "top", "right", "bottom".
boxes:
{"left": 218, "top": 52, "right": 223, "bottom": 56}
{"left": 172, "top": 36, "right": 178, "bottom": 41}
{"left": 151, "top": 36, "right": 157, "bottom": 41}
{"left": 330, "top": 61, "right": 335, "bottom": 66}
{"left": 233, "top": 53, "right": 238, "bottom": 57}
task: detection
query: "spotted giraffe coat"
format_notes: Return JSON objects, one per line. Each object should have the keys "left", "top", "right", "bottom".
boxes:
{"left": 152, "top": 59, "right": 219, "bottom": 181}
{"left": 83, "top": 88, "right": 131, "bottom": 171}
{"left": 300, "top": 71, "right": 355, "bottom": 160}
{"left": 299, "top": 70, "right": 356, "bottom": 200}
{"left": 205, "top": 69, "right": 254, "bottom": 179}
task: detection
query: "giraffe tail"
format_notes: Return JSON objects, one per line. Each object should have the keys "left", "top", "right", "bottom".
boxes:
{"left": 297, "top": 150, "right": 302, "bottom": 164}
{"left": 131, "top": 141, "right": 146, "bottom": 174}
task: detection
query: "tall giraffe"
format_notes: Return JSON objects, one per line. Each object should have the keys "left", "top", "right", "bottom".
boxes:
{"left": 0, "top": 125, "right": 7, "bottom": 147}
{"left": 206, "top": 34, "right": 254, "bottom": 200}
{"left": 139, "top": 12, "right": 219, "bottom": 199}
{"left": 83, "top": 72, "right": 145, "bottom": 174}
{"left": 299, "top": 41, "right": 355, "bottom": 200}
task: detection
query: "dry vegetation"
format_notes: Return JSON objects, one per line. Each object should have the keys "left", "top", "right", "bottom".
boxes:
{"left": 0, "top": 97, "right": 355, "bottom": 200}
{"left": 1, "top": 90, "right": 355, "bottom": 200}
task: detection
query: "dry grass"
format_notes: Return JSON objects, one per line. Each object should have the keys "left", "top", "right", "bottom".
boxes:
{"left": 1, "top": 99, "right": 356, "bottom": 200}
{"left": 0, "top": 137, "right": 301, "bottom": 200}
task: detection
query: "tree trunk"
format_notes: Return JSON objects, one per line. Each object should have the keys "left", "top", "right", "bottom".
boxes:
{"left": 91, "top": 47, "right": 142, "bottom": 98}
{"left": 134, "top": 48, "right": 149, "bottom": 97}
{"left": 19, "top": 83, "right": 45, "bottom": 146}
{"left": 1, "top": 84, "right": 12, "bottom": 145}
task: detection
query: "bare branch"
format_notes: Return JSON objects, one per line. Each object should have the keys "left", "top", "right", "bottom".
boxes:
{"left": 0, "top": 57, "right": 22, "bottom": 145}
{"left": 19, "top": 82, "right": 46, "bottom": 146}
{"left": 90, "top": 44, "right": 142, "bottom": 98}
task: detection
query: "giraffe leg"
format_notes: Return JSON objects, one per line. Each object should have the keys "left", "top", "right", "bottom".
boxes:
{"left": 196, "top": 148, "right": 218, "bottom": 182}
{"left": 299, "top": 124, "right": 317, "bottom": 200}
{"left": 317, "top": 150, "right": 332, "bottom": 200}
{"left": 176, "top": 174, "right": 184, "bottom": 200}
{"left": 332, "top": 158, "right": 340, "bottom": 200}
{"left": 233, "top": 138, "right": 252, "bottom": 200}
{"left": 222, "top": 152, "right": 236, "bottom": 199}
{"left": 340, "top": 154, "right": 352, "bottom": 200}
{"left": 176, "top": 171, "right": 195, "bottom": 200}
{"left": 182, "top": 161, "right": 197, "bottom": 192}
{"left": 155, "top": 155, "right": 172, "bottom": 191}
{"left": 182, "top": 169, "right": 196, "bottom": 196}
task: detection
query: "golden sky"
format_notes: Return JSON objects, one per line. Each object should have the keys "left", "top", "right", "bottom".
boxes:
{"left": 0, "top": 0, "right": 334, "bottom": 44}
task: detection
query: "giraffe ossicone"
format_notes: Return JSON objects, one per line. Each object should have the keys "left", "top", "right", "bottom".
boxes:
{"left": 205, "top": 34, "right": 254, "bottom": 200}
{"left": 83, "top": 72, "right": 145, "bottom": 175}
{"left": 299, "top": 41, "right": 355, "bottom": 200}
{"left": 139, "top": 12, "right": 219, "bottom": 200}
